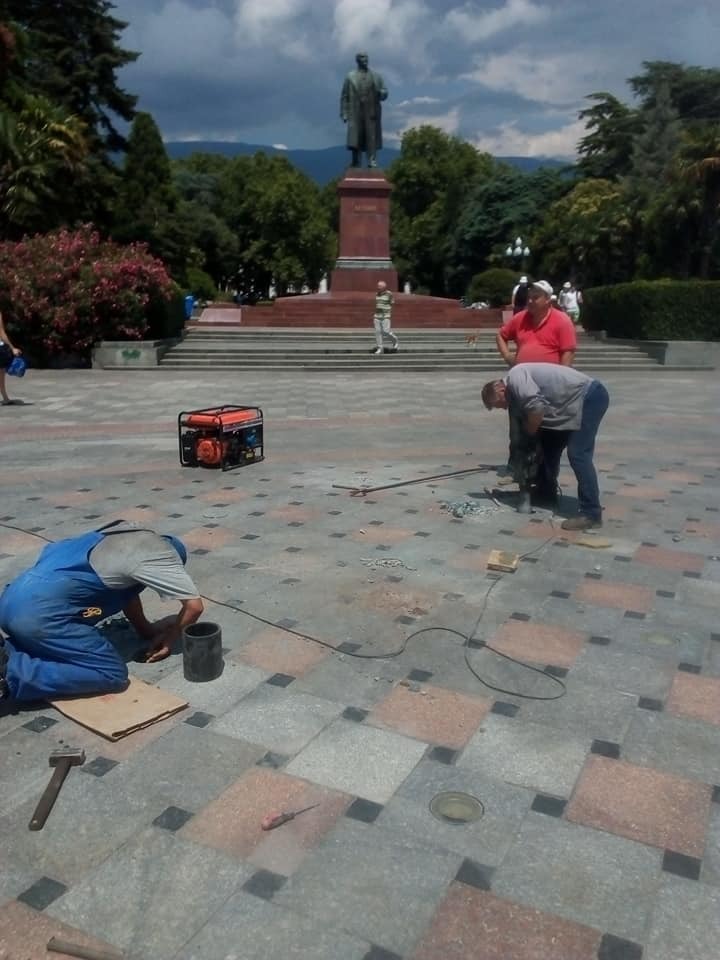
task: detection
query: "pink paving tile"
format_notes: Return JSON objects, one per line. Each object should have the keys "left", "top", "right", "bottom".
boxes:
{"left": 196, "top": 487, "right": 250, "bottom": 503}
{"left": 489, "top": 620, "right": 586, "bottom": 668}
{"left": 659, "top": 470, "right": 704, "bottom": 484}
{"left": 634, "top": 544, "right": 705, "bottom": 573}
{"left": 447, "top": 549, "right": 492, "bottom": 573}
{"left": 234, "top": 626, "right": 330, "bottom": 676}
{"left": 266, "top": 505, "right": 316, "bottom": 523}
{"left": 0, "top": 531, "right": 44, "bottom": 555}
{"left": 181, "top": 525, "right": 237, "bottom": 550}
{"left": 350, "top": 526, "right": 415, "bottom": 544}
{"left": 684, "top": 521, "right": 720, "bottom": 539}
{"left": 369, "top": 682, "right": 491, "bottom": 748}
{"left": 356, "top": 582, "right": 440, "bottom": 617}
{"left": 613, "top": 485, "right": 667, "bottom": 500}
{"left": 0, "top": 900, "right": 122, "bottom": 960}
{"left": 410, "top": 886, "right": 600, "bottom": 960}
{"left": 48, "top": 710, "right": 184, "bottom": 762}
{"left": 102, "top": 507, "right": 161, "bottom": 525}
{"left": 182, "top": 767, "right": 351, "bottom": 874}
{"left": 46, "top": 490, "right": 105, "bottom": 506}
{"left": 603, "top": 502, "right": 629, "bottom": 520}
{"left": 566, "top": 756, "right": 712, "bottom": 857}
{"left": 574, "top": 579, "right": 653, "bottom": 613}
{"left": 667, "top": 672, "right": 720, "bottom": 726}
{"left": 514, "top": 520, "right": 558, "bottom": 540}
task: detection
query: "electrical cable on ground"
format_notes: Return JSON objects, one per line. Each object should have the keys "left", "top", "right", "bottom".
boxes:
{"left": 1, "top": 514, "right": 566, "bottom": 701}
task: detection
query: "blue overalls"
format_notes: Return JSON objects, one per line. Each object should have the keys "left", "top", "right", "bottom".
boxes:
{"left": 0, "top": 529, "right": 143, "bottom": 701}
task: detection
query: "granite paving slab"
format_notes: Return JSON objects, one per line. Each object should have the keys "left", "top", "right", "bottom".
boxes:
{"left": 47, "top": 828, "right": 254, "bottom": 960}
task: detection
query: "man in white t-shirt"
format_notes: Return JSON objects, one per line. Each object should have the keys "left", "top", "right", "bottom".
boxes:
{"left": 0, "top": 522, "right": 203, "bottom": 702}
{"left": 558, "top": 282, "right": 582, "bottom": 324}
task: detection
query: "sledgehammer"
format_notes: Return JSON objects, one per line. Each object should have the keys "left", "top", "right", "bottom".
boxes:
{"left": 28, "top": 746, "right": 85, "bottom": 831}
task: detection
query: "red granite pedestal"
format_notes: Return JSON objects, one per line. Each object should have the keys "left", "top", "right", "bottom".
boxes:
{"left": 331, "top": 169, "right": 397, "bottom": 293}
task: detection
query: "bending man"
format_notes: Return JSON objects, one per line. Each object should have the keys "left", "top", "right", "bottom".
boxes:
{"left": 0, "top": 522, "right": 203, "bottom": 702}
{"left": 482, "top": 363, "right": 609, "bottom": 531}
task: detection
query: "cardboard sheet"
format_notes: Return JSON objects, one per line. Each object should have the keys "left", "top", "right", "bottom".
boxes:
{"left": 50, "top": 677, "right": 188, "bottom": 741}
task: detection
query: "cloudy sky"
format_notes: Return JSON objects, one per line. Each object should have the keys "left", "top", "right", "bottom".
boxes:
{"left": 112, "top": 0, "right": 720, "bottom": 158}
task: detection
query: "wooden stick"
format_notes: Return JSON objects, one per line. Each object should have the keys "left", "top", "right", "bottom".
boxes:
{"left": 46, "top": 936, "right": 125, "bottom": 960}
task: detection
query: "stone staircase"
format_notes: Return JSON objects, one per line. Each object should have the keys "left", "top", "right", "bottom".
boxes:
{"left": 159, "top": 327, "right": 673, "bottom": 373}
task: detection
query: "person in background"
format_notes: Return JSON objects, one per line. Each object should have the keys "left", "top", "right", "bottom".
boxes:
{"left": 511, "top": 275, "right": 529, "bottom": 314}
{"left": 0, "top": 309, "right": 23, "bottom": 406}
{"left": 371, "top": 281, "right": 399, "bottom": 355}
{"left": 0, "top": 522, "right": 202, "bottom": 702}
{"left": 559, "top": 281, "right": 583, "bottom": 325}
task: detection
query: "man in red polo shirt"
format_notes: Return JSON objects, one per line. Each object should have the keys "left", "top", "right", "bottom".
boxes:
{"left": 496, "top": 280, "right": 577, "bottom": 366}
{"left": 495, "top": 280, "right": 577, "bottom": 510}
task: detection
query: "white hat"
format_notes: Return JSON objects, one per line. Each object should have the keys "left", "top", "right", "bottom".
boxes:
{"left": 531, "top": 280, "right": 553, "bottom": 297}
{"left": 563, "top": 281, "right": 571, "bottom": 289}
{"left": 519, "top": 275, "right": 528, "bottom": 283}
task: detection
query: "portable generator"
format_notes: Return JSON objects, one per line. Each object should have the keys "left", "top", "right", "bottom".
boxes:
{"left": 178, "top": 405, "right": 264, "bottom": 471}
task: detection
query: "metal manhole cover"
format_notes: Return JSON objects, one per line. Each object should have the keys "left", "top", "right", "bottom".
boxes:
{"left": 429, "top": 791, "right": 485, "bottom": 825}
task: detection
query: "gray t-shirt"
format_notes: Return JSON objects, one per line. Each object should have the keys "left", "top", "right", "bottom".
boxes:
{"left": 506, "top": 363, "right": 593, "bottom": 430}
{"left": 90, "top": 526, "right": 200, "bottom": 600}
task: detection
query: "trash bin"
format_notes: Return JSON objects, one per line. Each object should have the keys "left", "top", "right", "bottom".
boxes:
{"left": 184, "top": 294, "right": 195, "bottom": 321}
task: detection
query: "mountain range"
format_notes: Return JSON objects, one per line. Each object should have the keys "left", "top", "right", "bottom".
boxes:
{"left": 164, "top": 141, "right": 568, "bottom": 184}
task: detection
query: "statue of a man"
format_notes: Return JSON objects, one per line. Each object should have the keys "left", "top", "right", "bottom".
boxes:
{"left": 340, "top": 52, "right": 388, "bottom": 168}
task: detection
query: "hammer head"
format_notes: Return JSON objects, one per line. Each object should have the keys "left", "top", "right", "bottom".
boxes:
{"left": 49, "top": 747, "right": 85, "bottom": 768}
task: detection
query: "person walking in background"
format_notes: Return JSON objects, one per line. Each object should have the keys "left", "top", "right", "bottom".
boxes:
{"left": 372, "top": 281, "right": 399, "bottom": 355}
{"left": 559, "top": 281, "right": 583, "bottom": 325}
{"left": 511, "top": 275, "right": 529, "bottom": 314}
{"left": 0, "top": 309, "right": 23, "bottom": 406}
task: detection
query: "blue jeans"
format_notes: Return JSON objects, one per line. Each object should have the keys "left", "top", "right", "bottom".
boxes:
{"left": 566, "top": 381, "right": 609, "bottom": 521}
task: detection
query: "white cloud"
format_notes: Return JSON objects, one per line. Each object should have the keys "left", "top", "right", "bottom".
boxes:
{"left": 331, "top": 0, "right": 433, "bottom": 62}
{"left": 463, "top": 49, "right": 600, "bottom": 104}
{"left": 397, "top": 96, "right": 443, "bottom": 108}
{"left": 445, "top": 0, "right": 549, "bottom": 44}
{"left": 471, "top": 117, "right": 585, "bottom": 157}
{"left": 272, "top": 143, "right": 289, "bottom": 150}
{"left": 386, "top": 106, "right": 461, "bottom": 142}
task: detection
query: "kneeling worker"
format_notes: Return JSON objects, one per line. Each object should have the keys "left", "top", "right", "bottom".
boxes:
{"left": 0, "top": 522, "right": 203, "bottom": 702}
{"left": 482, "top": 363, "right": 609, "bottom": 531}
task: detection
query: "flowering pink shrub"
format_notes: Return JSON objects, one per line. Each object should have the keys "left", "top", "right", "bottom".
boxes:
{"left": 0, "top": 225, "right": 179, "bottom": 361}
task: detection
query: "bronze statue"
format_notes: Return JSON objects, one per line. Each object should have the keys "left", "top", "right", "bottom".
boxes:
{"left": 340, "top": 52, "right": 388, "bottom": 168}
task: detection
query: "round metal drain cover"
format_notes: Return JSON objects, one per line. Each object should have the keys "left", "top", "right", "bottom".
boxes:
{"left": 430, "top": 791, "right": 484, "bottom": 825}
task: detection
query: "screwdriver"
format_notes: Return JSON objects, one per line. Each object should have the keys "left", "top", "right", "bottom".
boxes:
{"left": 260, "top": 804, "right": 319, "bottom": 831}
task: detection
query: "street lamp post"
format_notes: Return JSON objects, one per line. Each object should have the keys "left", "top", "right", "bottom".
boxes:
{"left": 505, "top": 235, "right": 531, "bottom": 270}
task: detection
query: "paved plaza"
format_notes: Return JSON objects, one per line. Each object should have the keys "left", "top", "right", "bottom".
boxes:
{"left": 1, "top": 366, "right": 719, "bottom": 960}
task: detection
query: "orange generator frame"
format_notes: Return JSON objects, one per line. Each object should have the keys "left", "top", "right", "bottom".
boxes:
{"left": 178, "top": 405, "right": 264, "bottom": 471}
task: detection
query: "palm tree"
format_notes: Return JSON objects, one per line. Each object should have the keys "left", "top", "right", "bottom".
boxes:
{"left": 678, "top": 126, "right": 720, "bottom": 278}
{"left": 0, "top": 94, "right": 88, "bottom": 235}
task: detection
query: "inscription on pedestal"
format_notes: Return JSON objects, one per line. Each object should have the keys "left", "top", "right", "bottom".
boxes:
{"left": 353, "top": 203, "right": 378, "bottom": 213}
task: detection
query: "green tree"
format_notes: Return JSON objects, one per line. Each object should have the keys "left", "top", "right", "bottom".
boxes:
{"left": 677, "top": 126, "right": 720, "bottom": 278}
{"left": 4, "top": 0, "right": 138, "bottom": 154}
{"left": 0, "top": 94, "right": 88, "bottom": 236}
{"left": 532, "top": 179, "right": 634, "bottom": 287}
{"left": 577, "top": 93, "right": 640, "bottom": 180}
{"left": 388, "top": 126, "right": 492, "bottom": 294}
{"left": 629, "top": 61, "right": 720, "bottom": 121}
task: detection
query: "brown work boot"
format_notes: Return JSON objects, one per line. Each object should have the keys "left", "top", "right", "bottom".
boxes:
{"left": 561, "top": 515, "right": 602, "bottom": 531}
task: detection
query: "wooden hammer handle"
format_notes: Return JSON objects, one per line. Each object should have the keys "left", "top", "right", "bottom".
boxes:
{"left": 47, "top": 936, "right": 125, "bottom": 960}
{"left": 28, "top": 761, "right": 70, "bottom": 831}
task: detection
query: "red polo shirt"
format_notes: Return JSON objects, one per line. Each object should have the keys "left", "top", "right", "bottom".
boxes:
{"left": 499, "top": 307, "right": 577, "bottom": 364}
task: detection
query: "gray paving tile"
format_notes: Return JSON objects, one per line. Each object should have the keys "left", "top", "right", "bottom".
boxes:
{"left": 701, "top": 802, "right": 720, "bottom": 886}
{"left": 645, "top": 876, "right": 720, "bottom": 960}
{"left": 293, "top": 656, "right": 405, "bottom": 708}
{"left": 175, "top": 891, "right": 369, "bottom": 960}
{"left": 384, "top": 759, "right": 534, "bottom": 865}
{"left": 571, "top": 645, "right": 676, "bottom": 699}
{"left": 47, "top": 828, "right": 253, "bottom": 960}
{"left": 0, "top": 771, "right": 168, "bottom": 885}
{"left": 623, "top": 710, "right": 720, "bottom": 783}
{"left": 158, "top": 659, "right": 268, "bottom": 716}
{"left": 100, "top": 723, "right": 264, "bottom": 811}
{"left": 286, "top": 719, "right": 426, "bottom": 803}
{"left": 458, "top": 714, "right": 590, "bottom": 796}
{"left": 274, "top": 818, "right": 461, "bottom": 956}
{"left": 212, "top": 685, "right": 343, "bottom": 754}
{"left": 0, "top": 727, "right": 59, "bottom": 816}
{"left": 493, "top": 813, "right": 663, "bottom": 942}
{"left": 517, "top": 678, "right": 637, "bottom": 742}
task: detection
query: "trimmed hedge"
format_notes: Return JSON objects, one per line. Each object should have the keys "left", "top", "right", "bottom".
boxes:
{"left": 467, "top": 268, "right": 518, "bottom": 308}
{"left": 583, "top": 281, "right": 720, "bottom": 340}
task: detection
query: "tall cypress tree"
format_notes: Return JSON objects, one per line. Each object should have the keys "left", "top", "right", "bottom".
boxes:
{"left": 4, "top": 0, "right": 138, "bottom": 155}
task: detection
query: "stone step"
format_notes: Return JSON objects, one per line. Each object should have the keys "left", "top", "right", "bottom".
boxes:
{"left": 159, "top": 358, "right": 663, "bottom": 371}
